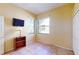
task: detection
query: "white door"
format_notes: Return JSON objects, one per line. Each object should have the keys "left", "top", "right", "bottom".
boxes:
{"left": 73, "top": 9, "right": 79, "bottom": 54}
{"left": 0, "top": 16, "right": 4, "bottom": 54}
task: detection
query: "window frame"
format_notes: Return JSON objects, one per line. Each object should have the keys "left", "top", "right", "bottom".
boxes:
{"left": 38, "top": 17, "right": 50, "bottom": 34}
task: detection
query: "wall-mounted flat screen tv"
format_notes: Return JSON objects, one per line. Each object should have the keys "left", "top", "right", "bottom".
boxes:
{"left": 13, "top": 18, "right": 24, "bottom": 27}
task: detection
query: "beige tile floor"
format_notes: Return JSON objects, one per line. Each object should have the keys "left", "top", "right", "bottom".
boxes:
{"left": 5, "top": 42, "right": 74, "bottom": 55}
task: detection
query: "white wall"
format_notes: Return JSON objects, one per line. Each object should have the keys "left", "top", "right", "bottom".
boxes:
{"left": 73, "top": 3, "right": 79, "bottom": 55}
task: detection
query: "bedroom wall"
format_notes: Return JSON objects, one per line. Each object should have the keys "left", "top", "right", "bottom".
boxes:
{"left": 36, "top": 4, "right": 74, "bottom": 50}
{"left": 0, "top": 3, "right": 36, "bottom": 53}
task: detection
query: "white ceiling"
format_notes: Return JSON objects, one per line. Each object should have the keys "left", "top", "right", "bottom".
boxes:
{"left": 14, "top": 3, "right": 67, "bottom": 15}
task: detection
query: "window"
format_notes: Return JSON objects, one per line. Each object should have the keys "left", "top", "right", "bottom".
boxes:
{"left": 26, "top": 19, "right": 34, "bottom": 34}
{"left": 39, "top": 17, "right": 50, "bottom": 34}
{"left": 29, "top": 19, "right": 34, "bottom": 33}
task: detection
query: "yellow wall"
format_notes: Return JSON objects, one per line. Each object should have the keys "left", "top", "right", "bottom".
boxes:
{"left": 37, "top": 4, "right": 74, "bottom": 50}
{"left": 0, "top": 4, "right": 35, "bottom": 53}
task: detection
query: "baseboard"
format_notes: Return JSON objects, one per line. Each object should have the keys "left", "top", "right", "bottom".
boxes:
{"left": 53, "top": 44, "right": 73, "bottom": 51}
{"left": 37, "top": 40, "right": 73, "bottom": 51}
{"left": 4, "top": 48, "right": 14, "bottom": 54}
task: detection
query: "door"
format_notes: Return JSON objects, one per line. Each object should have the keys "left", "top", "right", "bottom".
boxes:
{"left": 73, "top": 9, "right": 79, "bottom": 54}
{"left": 0, "top": 16, "right": 4, "bottom": 54}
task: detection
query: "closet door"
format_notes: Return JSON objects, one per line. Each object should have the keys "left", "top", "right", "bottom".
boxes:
{"left": 0, "top": 16, "right": 4, "bottom": 54}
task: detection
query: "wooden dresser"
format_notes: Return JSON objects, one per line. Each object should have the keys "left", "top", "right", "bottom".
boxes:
{"left": 14, "top": 36, "right": 26, "bottom": 50}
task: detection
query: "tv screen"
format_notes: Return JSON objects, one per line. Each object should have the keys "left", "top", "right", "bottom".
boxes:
{"left": 13, "top": 18, "right": 24, "bottom": 27}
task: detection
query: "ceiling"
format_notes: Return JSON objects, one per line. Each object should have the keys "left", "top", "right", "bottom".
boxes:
{"left": 14, "top": 3, "right": 67, "bottom": 15}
